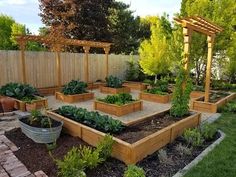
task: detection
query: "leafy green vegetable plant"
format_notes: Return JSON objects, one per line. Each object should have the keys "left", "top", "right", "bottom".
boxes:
{"left": 62, "top": 80, "right": 87, "bottom": 95}
{"left": 145, "top": 87, "right": 168, "bottom": 95}
{"left": 124, "top": 165, "right": 146, "bottom": 177}
{"left": 218, "top": 100, "right": 236, "bottom": 113}
{"left": 0, "top": 82, "right": 37, "bottom": 100}
{"left": 57, "top": 106, "right": 124, "bottom": 134}
{"left": 105, "top": 75, "right": 123, "bottom": 88}
{"left": 200, "top": 123, "right": 217, "bottom": 140}
{"left": 98, "top": 93, "right": 135, "bottom": 105}
{"left": 95, "top": 134, "right": 114, "bottom": 161}
{"left": 27, "top": 109, "right": 52, "bottom": 128}
{"left": 170, "top": 67, "right": 193, "bottom": 118}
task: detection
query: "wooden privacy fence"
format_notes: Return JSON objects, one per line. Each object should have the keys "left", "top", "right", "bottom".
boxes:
{"left": 0, "top": 50, "right": 139, "bottom": 88}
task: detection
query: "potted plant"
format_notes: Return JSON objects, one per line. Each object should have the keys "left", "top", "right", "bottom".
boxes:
{"left": 100, "top": 75, "right": 130, "bottom": 94}
{"left": 19, "top": 110, "right": 63, "bottom": 143}
{"left": 140, "top": 78, "right": 172, "bottom": 103}
{"left": 94, "top": 93, "right": 143, "bottom": 116}
{"left": 0, "top": 82, "right": 47, "bottom": 111}
{"left": 55, "top": 80, "right": 94, "bottom": 103}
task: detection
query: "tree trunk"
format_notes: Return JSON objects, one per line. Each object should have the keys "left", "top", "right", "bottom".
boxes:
{"left": 154, "top": 74, "right": 158, "bottom": 84}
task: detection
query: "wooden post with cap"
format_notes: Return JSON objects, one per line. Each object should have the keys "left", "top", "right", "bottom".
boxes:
{"left": 83, "top": 46, "right": 90, "bottom": 83}
{"left": 204, "top": 35, "right": 215, "bottom": 102}
{"left": 19, "top": 41, "right": 26, "bottom": 84}
{"left": 104, "top": 47, "right": 110, "bottom": 79}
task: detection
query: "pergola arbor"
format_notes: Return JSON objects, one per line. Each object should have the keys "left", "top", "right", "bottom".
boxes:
{"left": 174, "top": 16, "right": 223, "bottom": 102}
{"left": 15, "top": 30, "right": 112, "bottom": 88}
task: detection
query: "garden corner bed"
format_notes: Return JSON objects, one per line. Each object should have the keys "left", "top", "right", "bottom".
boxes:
{"left": 100, "top": 86, "right": 130, "bottom": 94}
{"left": 190, "top": 92, "right": 236, "bottom": 113}
{"left": 47, "top": 109, "right": 201, "bottom": 164}
{"left": 139, "top": 92, "right": 172, "bottom": 103}
{"left": 55, "top": 91, "right": 94, "bottom": 103}
{"left": 123, "top": 81, "right": 148, "bottom": 91}
{"left": 94, "top": 100, "right": 143, "bottom": 116}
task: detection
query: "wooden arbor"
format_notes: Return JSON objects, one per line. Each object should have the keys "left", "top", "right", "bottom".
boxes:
{"left": 16, "top": 32, "right": 112, "bottom": 88}
{"left": 174, "top": 16, "right": 223, "bottom": 102}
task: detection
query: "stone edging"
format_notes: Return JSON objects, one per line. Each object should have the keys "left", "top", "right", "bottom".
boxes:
{"left": 172, "top": 130, "right": 225, "bottom": 177}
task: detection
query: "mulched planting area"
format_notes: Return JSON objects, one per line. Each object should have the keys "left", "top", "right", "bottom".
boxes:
{"left": 115, "top": 112, "right": 190, "bottom": 143}
{"left": 5, "top": 128, "right": 219, "bottom": 177}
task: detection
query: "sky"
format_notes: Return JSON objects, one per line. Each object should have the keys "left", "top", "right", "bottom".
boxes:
{"left": 0, "top": 0, "right": 181, "bottom": 34}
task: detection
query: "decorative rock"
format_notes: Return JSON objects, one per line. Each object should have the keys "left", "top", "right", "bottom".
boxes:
{"left": 34, "top": 171, "right": 48, "bottom": 177}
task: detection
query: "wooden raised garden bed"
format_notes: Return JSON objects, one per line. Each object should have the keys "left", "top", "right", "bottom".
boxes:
{"left": 87, "top": 82, "right": 106, "bottom": 89}
{"left": 190, "top": 91, "right": 205, "bottom": 99}
{"left": 139, "top": 92, "right": 172, "bottom": 103}
{"left": 14, "top": 96, "right": 48, "bottom": 112}
{"left": 190, "top": 92, "right": 236, "bottom": 113}
{"left": 47, "top": 110, "right": 201, "bottom": 165}
{"left": 94, "top": 100, "right": 143, "bottom": 116}
{"left": 123, "top": 81, "right": 148, "bottom": 91}
{"left": 37, "top": 87, "right": 61, "bottom": 96}
{"left": 55, "top": 92, "right": 94, "bottom": 103}
{"left": 100, "top": 86, "right": 130, "bottom": 94}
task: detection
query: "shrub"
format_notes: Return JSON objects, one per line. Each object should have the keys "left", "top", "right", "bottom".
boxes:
{"left": 200, "top": 123, "right": 217, "bottom": 141}
{"left": 105, "top": 75, "right": 123, "bottom": 88}
{"left": 158, "top": 149, "right": 173, "bottom": 165}
{"left": 97, "top": 93, "right": 135, "bottom": 105}
{"left": 124, "top": 165, "right": 146, "bottom": 177}
{"left": 175, "top": 143, "right": 192, "bottom": 156}
{"left": 95, "top": 134, "right": 114, "bottom": 161}
{"left": 183, "top": 128, "right": 203, "bottom": 147}
{"left": 145, "top": 87, "right": 168, "bottom": 95}
{"left": 57, "top": 106, "right": 125, "bottom": 134}
{"left": 0, "top": 82, "right": 37, "bottom": 100}
{"left": 170, "top": 67, "right": 193, "bottom": 118}
{"left": 125, "top": 54, "right": 140, "bottom": 81}
{"left": 56, "top": 135, "right": 114, "bottom": 177}
{"left": 62, "top": 80, "right": 87, "bottom": 95}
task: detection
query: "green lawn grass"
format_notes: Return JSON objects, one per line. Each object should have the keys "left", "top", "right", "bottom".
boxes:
{"left": 184, "top": 113, "right": 236, "bottom": 177}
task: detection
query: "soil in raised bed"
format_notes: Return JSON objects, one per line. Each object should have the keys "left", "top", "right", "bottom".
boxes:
{"left": 115, "top": 112, "right": 191, "bottom": 143}
{"left": 198, "top": 92, "right": 230, "bottom": 103}
{"left": 6, "top": 128, "right": 220, "bottom": 177}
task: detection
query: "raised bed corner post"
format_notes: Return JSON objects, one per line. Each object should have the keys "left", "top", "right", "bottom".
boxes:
{"left": 104, "top": 47, "right": 110, "bottom": 79}
{"left": 204, "top": 35, "right": 215, "bottom": 102}
{"left": 83, "top": 46, "right": 90, "bottom": 83}
{"left": 19, "top": 40, "right": 27, "bottom": 84}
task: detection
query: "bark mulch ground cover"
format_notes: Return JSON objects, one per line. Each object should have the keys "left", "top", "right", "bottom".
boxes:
{"left": 6, "top": 128, "right": 219, "bottom": 177}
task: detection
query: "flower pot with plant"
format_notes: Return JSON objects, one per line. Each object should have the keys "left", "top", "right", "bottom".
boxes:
{"left": 100, "top": 75, "right": 130, "bottom": 94}
{"left": 55, "top": 80, "right": 94, "bottom": 103}
{"left": 19, "top": 110, "right": 63, "bottom": 143}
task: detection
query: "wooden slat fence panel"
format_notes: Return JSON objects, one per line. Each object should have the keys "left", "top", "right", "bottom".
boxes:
{"left": 0, "top": 50, "right": 139, "bottom": 88}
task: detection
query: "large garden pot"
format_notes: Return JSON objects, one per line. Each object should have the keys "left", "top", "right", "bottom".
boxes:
{"left": 19, "top": 116, "right": 63, "bottom": 144}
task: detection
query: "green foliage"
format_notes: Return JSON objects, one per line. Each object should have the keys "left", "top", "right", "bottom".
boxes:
{"left": 10, "top": 22, "right": 26, "bottom": 47}
{"left": 95, "top": 134, "right": 114, "bottom": 161}
{"left": 139, "top": 15, "right": 172, "bottom": 83}
{"left": 145, "top": 88, "right": 168, "bottom": 95}
{"left": 98, "top": 93, "right": 134, "bottom": 106}
{"left": 56, "top": 147, "right": 87, "bottom": 177}
{"left": 170, "top": 67, "right": 193, "bottom": 118}
{"left": 62, "top": 80, "right": 87, "bottom": 95}
{"left": 124, "top": 165, "right": 146, "bottom": 177}
{"left": 183, "top": 128, "right": 203, "bottom": 147}
{"left": 125, "top": 54, "right": 145, "bottom": 81}
{"left": 201, "top": 123, "right": 217, "bottom": 141}
{"left": 105, "top": 75, "right": 123, "bottom": 88}
{"left": 56, "top": 134, "right": 114, "bottom": 177}
{"left": 218, "top": 100, "right": 236, "bottom": 113}
{"left": 57, "top": 106, "right": 124, "bottom": 134}
{"left": 0, "top": 82, "right": 37, "bottom": 100}
{"left": 28, "top": 110, "right": 52, "bottom": 128}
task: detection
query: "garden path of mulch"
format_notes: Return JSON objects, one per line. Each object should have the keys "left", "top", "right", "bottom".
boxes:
{"left": 5, "top": 128, "right": 219, "bottom": 177}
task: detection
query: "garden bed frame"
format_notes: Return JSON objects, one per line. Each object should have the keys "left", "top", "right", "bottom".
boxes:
{"left": 190, "top": 91, "right": 205, "bottom": 99}
{"left": 55, "top": 92, "right": 94, "bottom": 103}
{"left": 190, "top": 92, "right": 236, "bottom": 113}
{"left": 14, "top": 96, "right": 48, "bottom": 112}
{"left": 47, "top": 110, "right": 201, "bottom": 164}
{"left": 123, "top": 81, "right": 148, "bottom": 91}
{"left": 94, "top": 100, "right": 143, "bottom": 116}
{"left": 100, "top": 86, "right": 130, "bottom": 94}
{"left": 139, "top": 92, "right": 172, "bottom": 103}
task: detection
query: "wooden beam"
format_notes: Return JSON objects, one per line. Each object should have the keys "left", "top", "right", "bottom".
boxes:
{"left": 83, "top": 46, "right": 90, "bottom": 83}
{"left": 183, "top": 28, "right": 192, "bottom": 72}
{"left": 182, "top": 21, "right": 215, "bottom": 36}
{"left": 104, "top": 47, "right": 110, "bottom": 79}
{"left": 204, "top": 35, "right": 215, "bottom": 102}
